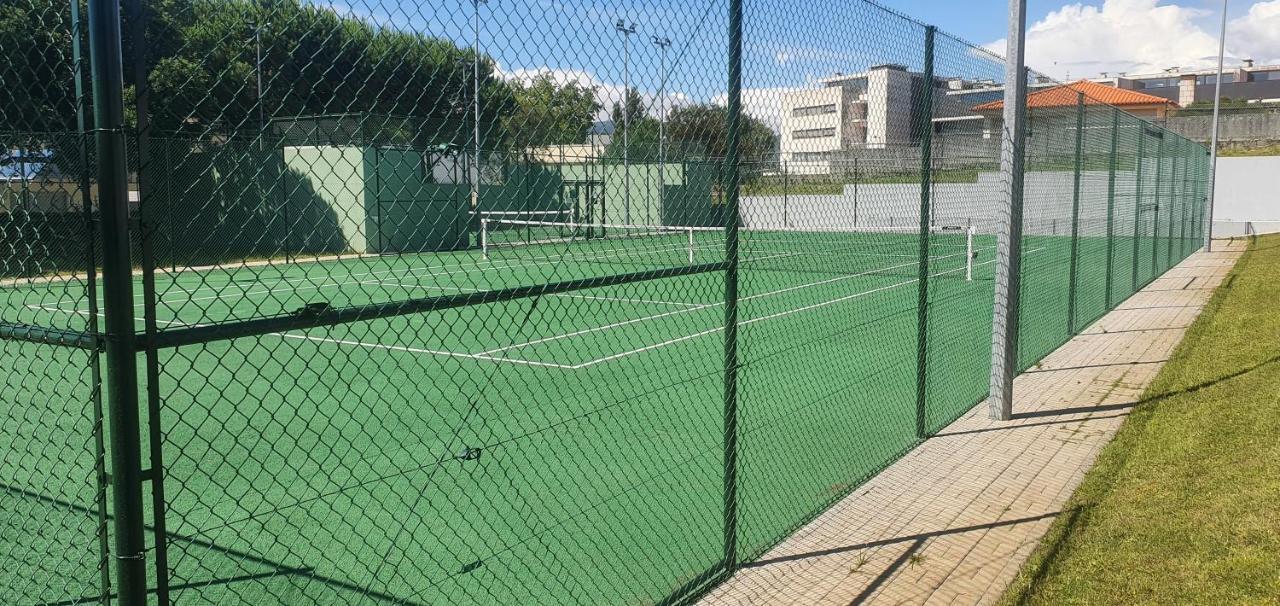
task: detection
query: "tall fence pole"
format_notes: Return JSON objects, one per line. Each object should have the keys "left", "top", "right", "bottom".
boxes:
{"left": 1131, "top": 132, "right": 1145, "bottom": 292}
{"left": 1104, "top": 111, "right": 1119, "bottom": 309}
{"left": 722, "top": 0, "right": 743, "bottom": 571}
{"left": 1151, "top": 134, "right": 1164, "bottom": 277}
{"left": 987, "top": 0, "right": 1029, "bottom": 421}
{"left": 914, "top": 25, "right": 936, "bottom": 439}
{"left": 1206, "top": 0, "right": 1228, "bottom": 252}
{"left": 87, "top": 0, "right": 147, "bottom": 602}
{"left": 1066, "top": 92, "right": 1084, "bottom": 334}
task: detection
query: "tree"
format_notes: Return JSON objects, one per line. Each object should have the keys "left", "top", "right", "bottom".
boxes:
{"left": 666, "top": 103, "right": 777, "bottom": 162}
{"left": 609, "top": 87, "right": 647, "bottom": 129}
{"left": 501, "top": 73, "right": 601, "bottom": 149}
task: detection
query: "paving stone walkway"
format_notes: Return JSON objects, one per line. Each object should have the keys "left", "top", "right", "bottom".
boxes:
{"left": 700, "top": 240, "right": 1247, "bottom": 605}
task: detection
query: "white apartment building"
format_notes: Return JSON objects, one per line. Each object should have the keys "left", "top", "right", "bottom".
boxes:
{"left": 779, "top": 65, "right": 999, "bottom": 174}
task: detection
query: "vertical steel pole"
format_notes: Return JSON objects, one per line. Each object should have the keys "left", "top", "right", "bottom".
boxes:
{"left": 1066, "top": 92, "right": 1084, "bottom": 334}
{"left": 472, "top": 0, "right": 486, "bottom": 213}
{"left": 722, "top": 0, "right": 743, "bottom": 570}
{"left": 87, "top": 0, "right": 146, "bottom": 601}
{"left": 125, "top": 0, "right": 172, "bottom": 599}
{"left": 1157, "top": 134, "right": 1167, "bottom": 274}
{"left": 1132, "top": 132, "right": 1145, "bottom": 292}
{"left": 914, "top": 26, "right": 936, "bottom": 439}
{"left": 1206, "top": 0, "right": 1228, "bottom": 252}
{"left": 988, "top": 0, "right": 1029, "bottom": 421}
{"left": 70, "top": 1, "right": 113, "bottom": 600}
{"left": 1104, "top": 110, "right": 1119, "bottom": 309}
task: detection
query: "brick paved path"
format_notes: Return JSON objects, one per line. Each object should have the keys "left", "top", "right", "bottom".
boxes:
{"left": 700, "top": 241, "right": 1246, "bottom": 605}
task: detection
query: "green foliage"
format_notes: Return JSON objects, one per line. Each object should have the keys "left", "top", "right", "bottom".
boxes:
{"left": 501, "top": 73, "right": 601, "bottom": 148}
{"left": 604, "top": 102, "right": 779, "bottom": 163}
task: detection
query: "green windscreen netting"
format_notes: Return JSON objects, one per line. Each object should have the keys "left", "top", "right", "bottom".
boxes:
{"left": 0, "top": 0, "right": 1208, "bottom": 603}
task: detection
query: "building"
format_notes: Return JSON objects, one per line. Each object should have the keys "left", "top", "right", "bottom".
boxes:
{"left": 1091, "top": 61, "right": 1280, "bottom": 107}
{"left": 779, "top": 65, "right": 1002, "bottom": 174}
{"left": 972, "top": 79, "right": 1178, "bottom": 135}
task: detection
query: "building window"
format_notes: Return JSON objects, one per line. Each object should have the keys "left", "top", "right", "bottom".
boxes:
{"left": 793, "top": 127, "right": 836, "bottom": 140}
{"left": 792, "top": 104, "right": 837, "bottom": 117}
{"left": 1197, "top": 74, "right": 1236, "bottom": 85}
{"left": 1250, "top": 71, "right": 1280, "bottom": 81}
{"left": 1136, "top": 77, "right": 1177, "bottom": 89}
{"left": 791, "top": 152, "right": 830, "bottom": 162}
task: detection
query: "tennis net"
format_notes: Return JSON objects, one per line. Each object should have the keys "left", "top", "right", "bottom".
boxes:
{"left": 480, "top": 218, "right": 977, "bottom": 281}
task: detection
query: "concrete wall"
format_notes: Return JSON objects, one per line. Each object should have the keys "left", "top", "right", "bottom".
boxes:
{"left": 1213, "top": 156, "right": 1280, "bottom": 236}
{"left": 1162, "top": 111, "right": 1280, "bottom": 147}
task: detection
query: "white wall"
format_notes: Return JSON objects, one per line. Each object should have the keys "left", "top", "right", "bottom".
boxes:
{"left": 1213, "top": 156, "right": 1280, "bottom": 236}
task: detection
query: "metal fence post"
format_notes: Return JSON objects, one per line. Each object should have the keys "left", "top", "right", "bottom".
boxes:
{"left": 987, "top": 0, "right": 1029, "bottom": 421}
{"left": 69, "top": 0, "right": 113, "bottom": 599}
{"left": 914, "top": 25, "right": 936, "bottom": 439}
{"left": 87, "top": 0, "right": 147, "bottom": 602}
{"left": 1104, "top": 110, "right": 1119, "bottom": 309}
{"left": 1066, "top": 92, "right": 1084, "bottom": 334}
{"left": 1131, "top": 132, "right": 1145, "bottom": 293}
{"left": 722, "top": 0, "right": 743, "bottom": 571}
{"left": 1151, "top": 134, "right": 1163, "bottom": 277}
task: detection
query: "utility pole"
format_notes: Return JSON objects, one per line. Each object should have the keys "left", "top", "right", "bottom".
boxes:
{"left": 1206, "top": 0, "right": 1227, "bottom": 252}
{"left": 616, "top": 19, "right": 637, "bottom": 224}
{"left": 653, "top": 34, "right": 671, "bottom": 218}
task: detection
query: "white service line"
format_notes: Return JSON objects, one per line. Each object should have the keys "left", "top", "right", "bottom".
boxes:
{"left": 274, "top": 333, "right": 578, "bottom": 369}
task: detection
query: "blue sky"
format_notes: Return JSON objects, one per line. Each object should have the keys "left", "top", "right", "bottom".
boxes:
{"left": 321, "top": 0, "right": 1280, "bottom": 124}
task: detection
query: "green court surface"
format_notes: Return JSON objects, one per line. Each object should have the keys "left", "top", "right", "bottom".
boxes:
{"left": 1, "top": 224, "right": 1190, "bottom": 604}
{"left": 0, "top": 225, "right": 1003, "bottom": 599}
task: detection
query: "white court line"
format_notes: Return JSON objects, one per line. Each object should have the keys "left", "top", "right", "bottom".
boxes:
{"left": 356, "top": 278, "right": 705, "bottom": 309}
{"left": 477, "top": 245, "right": 981, "bottom": 356}
{"left": 274, "top": 334, "right": 578, "bottom": 369}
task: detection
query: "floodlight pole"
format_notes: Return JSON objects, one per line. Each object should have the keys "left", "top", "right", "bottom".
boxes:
{"left": 616, "top": 19, "right": 637, "bottom": 224}
{"left": 472, "top": 0, "right": 487, "bottom": 212}
{"left": 988, "top": 0, "right": 1029, "bottom": 421}
{"left": 653, "top": 35, "right": 671, "bottom": 216}
{"left": 1206, "top": 0, "right": 1227, "bottom": 252}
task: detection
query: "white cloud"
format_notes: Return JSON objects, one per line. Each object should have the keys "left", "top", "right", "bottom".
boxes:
{"left": 1229, "top": 0, "right": 1280, "bottom": 64}
{"left": 986, "top": 0, "right": 1280, "bottom": 80}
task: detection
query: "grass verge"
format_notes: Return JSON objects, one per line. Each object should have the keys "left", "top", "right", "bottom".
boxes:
{"left": 1000, "top": 234, "right": 1280, "bottom": 606}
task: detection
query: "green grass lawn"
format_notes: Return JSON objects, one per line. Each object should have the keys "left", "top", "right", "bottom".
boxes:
{"left": 1001, "top": 234, "right": 1280, "bottom": 606}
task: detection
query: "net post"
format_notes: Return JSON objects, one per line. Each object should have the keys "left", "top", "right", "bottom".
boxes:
{"left": 987, "top": 1, "right": 1029, "bottom": 422}
{"left": 1066, "top": 91, "right": 1084, "bottom": 335}
{"left": 480, "top": 218, "right": 489, "bottom": 260}
{"left": 1104, "top": 110, "right": 1119, "bottom": 309}
{"left": 967, "top": 226, "right": 975, "bottom": 282}
{"left": 913, "top": 24, "right": 936, "bottom": 440}
{"left": 721, "top": 0, "right": 743, "bottom": 572}
{"left": 688, "top": 226, "right": 695, "bottom": 264}
{"left": 88, "top": 0, "right": 148, "bottom": 601}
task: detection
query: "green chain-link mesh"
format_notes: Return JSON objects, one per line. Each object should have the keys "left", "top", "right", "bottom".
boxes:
{"left": 1, "top": 0, "right": 1209, "bottom": 603}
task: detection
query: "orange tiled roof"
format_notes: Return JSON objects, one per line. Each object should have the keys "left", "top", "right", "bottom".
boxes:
{"left": 973, "top": 79, "right": 1179, "bottom": 111}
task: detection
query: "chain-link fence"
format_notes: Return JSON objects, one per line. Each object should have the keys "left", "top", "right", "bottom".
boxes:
{"left": 1, "top": 0, "right": 1208, "bottom": 604}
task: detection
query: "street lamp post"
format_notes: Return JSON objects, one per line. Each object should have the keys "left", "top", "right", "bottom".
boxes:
{"left": 652, "top": 35, "right": 671, "bottom": 219}
{"left": 615, "top": 19, "right": 637, "bottom": 224}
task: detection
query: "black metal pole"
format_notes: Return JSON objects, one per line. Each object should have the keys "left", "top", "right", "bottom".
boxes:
{"left": 87, "top": 0, "right": 147, "bottom": 602}
{"left": 1131, "top": 132, "right": 1144, "bottom": 293}
{"left": 69, "top": 1, "right": 113, "bottom": 600}
{"left": 1104, "top": 110, "right": 1119, "bottom": 309}
{"left": 1151, "top": 134, "right": 1164, "bottom": 277}
{"left": 722, "top": 0, "right": 743, "bottom": 572}
{"left": 914, "top": 25, "right": 936, "bottom": 440}
{"left": 1066, "top": 92, "right": 1084, "bottom": 334}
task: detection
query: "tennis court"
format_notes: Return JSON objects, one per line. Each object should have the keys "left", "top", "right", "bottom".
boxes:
{"left": 4, "top": 223, "right": 1015, "bottom": 604}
